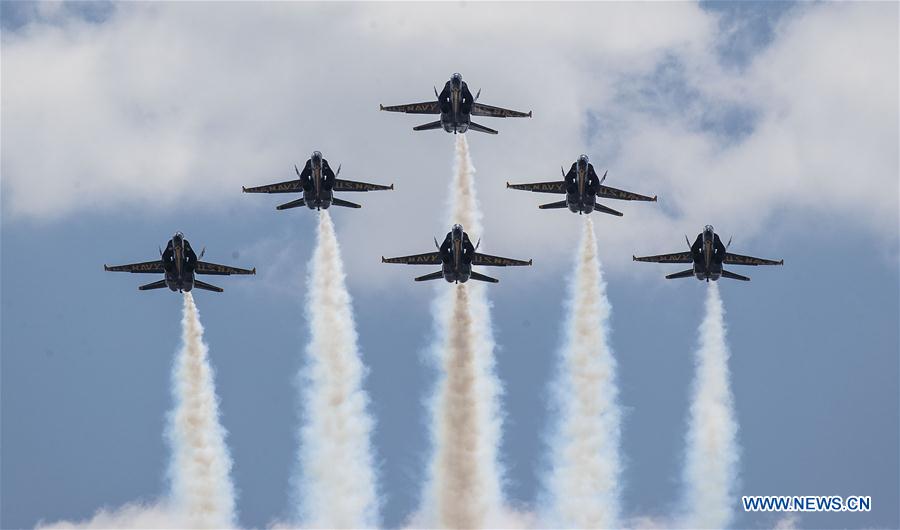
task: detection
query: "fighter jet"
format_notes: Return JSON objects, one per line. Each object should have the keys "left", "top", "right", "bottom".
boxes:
{"left": 382, "top": 224, "right": 532, "bottom": 283}
{"left": 633, "top": 225, "right": 783, "bottom": 281}
{"left": 104, "top": 232, "right": 255, "bottom": 292}
{"left": 380, "top": 73, "right": 531, "bottom": 135}
{"left": 507, "top": 154, "right": 657, "bottom": 216}
{"left": 242, "top": 151, "right": 393, "bottom": 210}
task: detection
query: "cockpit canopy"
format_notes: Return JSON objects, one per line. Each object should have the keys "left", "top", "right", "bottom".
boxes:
{"left": 577, "top": 154, "right": 589, "bottom": 170}
{"left": 173, "top": 231, "right": 184, "bottom": 244}
{"left": 311, "top": 151, "right": 323, "bottom": 166}
{"left": 451, "top": 223, "right": 464, "bottom": 239}
{"left": 450, "top": 73, "right": 463, "bottom": 89}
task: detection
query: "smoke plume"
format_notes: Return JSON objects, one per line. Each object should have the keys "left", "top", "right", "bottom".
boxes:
{"left": 419, "top": 135, "right": 506, "bottom": 528}
{"left": 544, "top": 216, "right": 622, "bottom": 529}
{"left": 681, "top": 282, "right": 740, "bottom": 529}
{"left": 166, "top": 292, "right": 238, "bottom": 528}
{"left": 291, "top": 210, "right": 379, "bottom": 528}
{"left": 39, "top": 292, "right": 237, "bottom": 529}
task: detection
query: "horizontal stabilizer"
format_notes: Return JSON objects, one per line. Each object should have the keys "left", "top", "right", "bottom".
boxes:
{"left": 138, "top": 279, "right": 167, "bottom": 291}
{"left": 193, "top": 279, "right": 224, "bottom": 292}
{"left": 413, "top": 120, "right": 443, "bottom": 131}
{"left": 721, "top": 269, "right": 751, "bottom": 281}
{"left": 539, "top": 200, "right": 568, "bottom": 209}
{"left": 331, "top": 197, "right": 362, "bottom": 209}
{"left": 468, "top": 121, "right": 498, "bottom": 135}
{"left": 276, "top": 198, "right": 306, "bottom": 210}
{"left": 469, "top": 271, "right": 499, "bottom": 283}
{"left": 665, "top": 269, "right": 696, "bottom": 280}
{"left": 414, "top": 271, "right": 444, "bottom": 282}
{"left": 593, "top": 202, "right": 624, "bottom": 216}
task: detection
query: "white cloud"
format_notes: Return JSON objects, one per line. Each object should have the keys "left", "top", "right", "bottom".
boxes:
{"left": 2, "top": 2, "right": 896, "bottom": 286}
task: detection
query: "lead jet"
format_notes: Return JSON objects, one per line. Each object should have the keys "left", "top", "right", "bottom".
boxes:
{"left": 104, "top": 232, "right": 255, "bottom": 292}
{"left": 382, "top": 224, "right": 532, "bottom": 283}
{"left": 507, "top": 154, "right": 657, "bottom": 216}
{"left": 242, "top": 151, "right": 393, "bottom": 210}
{"left": 380, "top": 72, "right": 531, "bottom": 135}
{"left": 633, "top": 225, "right": 783, "bottom": 281}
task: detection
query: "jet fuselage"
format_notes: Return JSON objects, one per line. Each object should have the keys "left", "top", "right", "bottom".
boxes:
{"left": 439, "top": 75, "right": 474, "bottom": 134}
{"left": 299, "top": 152, "right": 336, "bottom": 210}
{"left": 690, "top": 226, "right": 727, "bottom": 281}
{"left": 440, "top": 224, "right": 474, "bottom": 283}
{"left": 162, "top": 233, "right": 198, "bottom": 292}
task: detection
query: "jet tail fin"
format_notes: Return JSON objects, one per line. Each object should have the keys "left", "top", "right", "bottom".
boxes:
{"left": 276, "top": 197, "right": 306, "bottom": 210}
{"left": 469, "top": 271, "right": 499, "bottom": 283}
{"left": 665, "top": 268, "right": 696, "bottom": 280}
{"left": 538, "top": 200, "right": 568, "bottom": 209}
{"left": 468, "top": 121, "right": 498, "bottom": 135}
{"left": 721, "top": 269, "right": 750, "bottom": 281}
{"left": 138, "top": 279, "right": 168, "bottom": 291}
{"left": 593, "top": 202, "right": 624, "bottom": 216}
{"left": 413, "top": 120, "right": 443, "bottom": 131}
{"left": 331, "top": 197, "right": 362, "bottom": 209}
{"left": 414, "top": 271, "right": 444, "bottom": 282}
{"left": 193, "top": 279, "right": 224, "bottom": 292}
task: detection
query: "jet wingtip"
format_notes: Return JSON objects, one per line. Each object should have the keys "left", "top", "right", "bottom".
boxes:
{"left": 379, "top": 104, "right": 384, "bottom": 111}
{"left": 242, "top": 186, "right": 248, "bottom": 193}
{"left": 528, "top": 259, "right": 533, "bottom": 266}
{"left": 779, "top": 259, "right": 785, "bottom": 265}
{"left": 506, "top": 181, "right": 510, "bottom": 188}
{"left": 632, "top": 255, "right": 637, "bottom": 261}
{"left": 251, "top": 267, "right": 257, "bottom": 275}
{"left": 390, "top": 184, "right": 395, "bottom": 190}
{"left": 527, "top": 110, "right": 533, "bottom": 117}
{"left": 381, "top": 256, "right": 386, "bottom": 263}
{"left": 652, "top": 195, "right": 658, "bottom": 202}
{"left": 103, "top": 264, "right": 110, "bottom": 271}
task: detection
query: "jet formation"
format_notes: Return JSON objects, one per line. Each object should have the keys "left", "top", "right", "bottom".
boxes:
{"left": 380, "top": 72, "right": 532, "bottom": 135}
{"left": 104, "top": 232, "right": 255, "bottom": 292}
{"left": 382, "top": 224, "right": 532, "bottom": 283}
{"left": 633, "top": 225, "right": 783, "bottom": 281}
{"left": 106, "top": 73, "right": 782, "bottom": 292}
{"left": 243, "top": 151, "right": 393, "bottom": 210}
{"left": 507, "top": 154, "right": 657, "bottom": 216}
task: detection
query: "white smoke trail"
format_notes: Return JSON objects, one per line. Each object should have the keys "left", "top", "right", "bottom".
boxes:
{"left": 166, "top": 292, "right": 237, "bottom": 529}
{"left": 292, "top": 210, "right": 379, "bottom": 529}
{"left": 681, "top": 282, "right": 740, "bottom": 529}
{"left": 448, "top": 133, "right": 484, "bottom": 235}
{"left": 37, "top": 503, "right": 182, "bottom": 529}
{"left": 544, "top": 216, "right": 622, "bottom": 529}
{"left": 39, "top": 292, "right": 237, "bottom": 530}
{"left": 420, "top": 135, "right": 506, "bottom": 528}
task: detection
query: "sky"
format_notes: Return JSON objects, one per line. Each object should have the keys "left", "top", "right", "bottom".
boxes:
{"left": 2, "top": 1, "right": 898, "bottom": 529}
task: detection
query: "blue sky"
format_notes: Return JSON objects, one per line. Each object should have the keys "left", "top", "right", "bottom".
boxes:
{"left": 2, "top": 2, "right": 897, "bottom": 529}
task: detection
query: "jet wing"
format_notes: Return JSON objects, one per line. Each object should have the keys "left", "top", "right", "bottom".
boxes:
{"left": 242, "top": 180, "right": 302, "bottom": 194}
{"left": 632, "top": 252, "right": 693, "bottom": 263}
{"left": 723, "top": 253, "right": 783, "bottom": 266}
{"left": 472, "top": 253, "right": 532, "bottom": 267}
{"left": 471, "top": 102, "right": 532, "bottom": 118}
{"left": 506, "top": 181, "right": 566, "bottom": 194}
{"left": 381, "top": 252, "right": 442, "bottom": 265}
{"left": 104, "top": 260, "right": 165, "bottom": 273}
{"left": 195, "top": 261, "right": 256, "bottom": 275}
{"left": 379, "top": 101, "right": 441, "bottom": 114}
{"left": 597, "top": 185, "right": 657, "bottom": 202}
{"left": 333, "top": 179, "right": 394, "bottom": 192}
